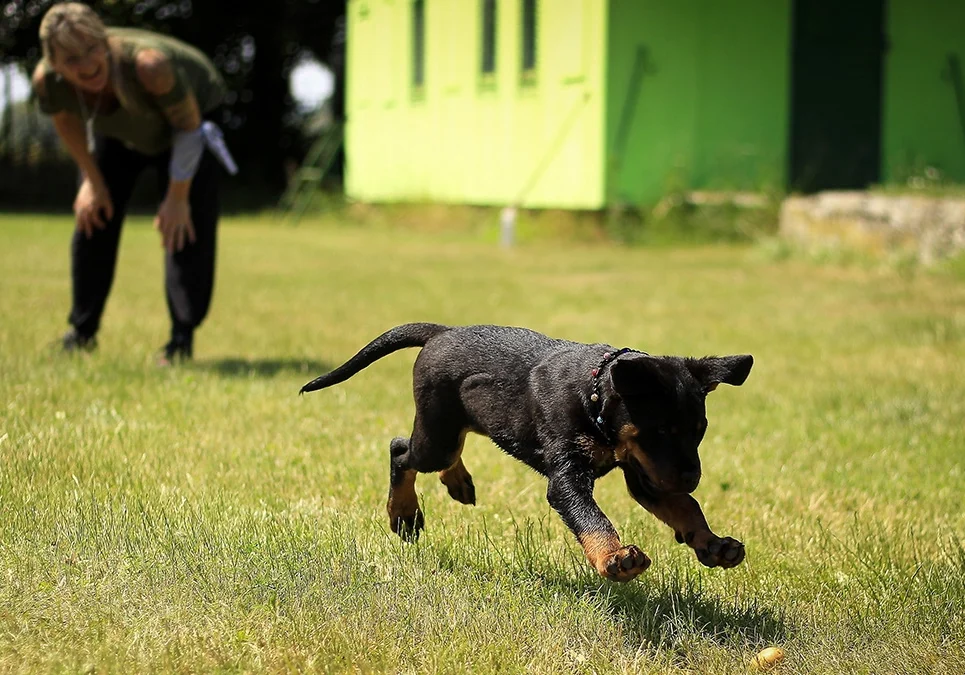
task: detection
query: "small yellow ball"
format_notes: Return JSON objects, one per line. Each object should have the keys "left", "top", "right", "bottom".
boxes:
{"left": 749, "top": 646, "right": 785, "bottom": 671}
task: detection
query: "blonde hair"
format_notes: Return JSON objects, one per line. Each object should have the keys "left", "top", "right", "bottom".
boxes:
{"left": 39, "top": 2, "right": 133, "bottom": 109}
{"left": 39, "top": 3, "right": 106, "bottom": 64}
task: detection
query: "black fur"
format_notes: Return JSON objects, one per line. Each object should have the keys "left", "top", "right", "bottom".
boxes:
{"left": 301, "top": 323, "right": 753, "bottom": 581}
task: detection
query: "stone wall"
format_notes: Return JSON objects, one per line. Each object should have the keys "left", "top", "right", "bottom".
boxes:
{"left": 780, "top": 191, "right": 965, "bottom": 264}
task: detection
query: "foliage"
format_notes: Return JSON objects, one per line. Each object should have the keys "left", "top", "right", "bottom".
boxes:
{"left": 0, "top": 0, "right": 346, "bottom": 191}
{"left": 605, "top": 199, "right": 781, "bottom": 247}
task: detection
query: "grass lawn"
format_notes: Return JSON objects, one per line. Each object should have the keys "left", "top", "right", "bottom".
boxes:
{"left": 1, "top": 212, "right": 964, "bottom": 673}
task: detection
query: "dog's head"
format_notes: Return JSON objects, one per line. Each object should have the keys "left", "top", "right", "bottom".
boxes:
{"left": 607, "top": 353, "right": 753, "bottom": 494}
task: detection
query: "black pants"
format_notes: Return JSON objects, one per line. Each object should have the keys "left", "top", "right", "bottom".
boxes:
{"left": 69, "top": 136, "right": 220, "bottom": 342}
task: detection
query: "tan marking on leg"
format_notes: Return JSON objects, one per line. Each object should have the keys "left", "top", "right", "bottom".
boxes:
{"left": 579, "top": 530, "right": 651, "bottom": 582}
{"left": 387, "top": 468, "right": 420, "bottom": 532}
{"left": 646, "top": 493, "right": 711, "bottom": 544}
{"left": 438, "top": 430, "right": 476, "bottom": 505}
{"left": 438, "top": 429, "right": 468, "bottom": 486}
{"left": 439, "top": 456, "right": 471, "bottom": 490}
{"left": 578, "top": 531, "right": 623, "bottom": 573}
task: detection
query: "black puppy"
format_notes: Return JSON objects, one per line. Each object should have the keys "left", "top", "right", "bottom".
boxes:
{"left": 301, "top": 323, "right": 753, "bottom": 582}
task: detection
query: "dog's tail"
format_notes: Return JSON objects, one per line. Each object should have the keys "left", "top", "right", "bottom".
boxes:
{"left": 299, "top": 323, "right": 450, "bottom": 394}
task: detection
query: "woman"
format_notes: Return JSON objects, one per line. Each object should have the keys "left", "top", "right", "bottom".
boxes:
{"left": 32, "top": 3, "right": 236, "bottom": 364}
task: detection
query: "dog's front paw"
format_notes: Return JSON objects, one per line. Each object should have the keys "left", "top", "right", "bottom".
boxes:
{"left": 694, "top": 535, "right": 745, "bottom": 569}
{"left": 599, "top": 545, "right": 652, "bottom": 582}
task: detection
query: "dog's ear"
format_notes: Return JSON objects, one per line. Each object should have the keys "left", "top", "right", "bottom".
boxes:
{"left": 686, "top": 355, "right": 754, "bottom": 393}
{"left": 609, "top": 355, "right": 668, "bottom": 398}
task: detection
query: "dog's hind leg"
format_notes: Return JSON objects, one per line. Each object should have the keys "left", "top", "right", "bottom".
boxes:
{"left": 388, "top": 437, "right": 423, "bottom": 541}
{"left": 388, "top": 406, "right": 471, "bottom": 540}
{"left": 438, "top": 430, "right": 476, "bottom": 505}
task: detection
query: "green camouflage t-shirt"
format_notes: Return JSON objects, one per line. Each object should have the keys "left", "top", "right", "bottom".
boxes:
{"left": 37, "top": 27, "right": 226, "bottom": 155}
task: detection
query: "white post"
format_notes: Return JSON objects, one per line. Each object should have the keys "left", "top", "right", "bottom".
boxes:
{"left": 499, "top": 206, "right": 517, "bottom": 248}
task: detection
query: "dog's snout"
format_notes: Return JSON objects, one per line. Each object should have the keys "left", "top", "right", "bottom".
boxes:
{"left": 679, "top": 469, "right": 701, "bottom": 492}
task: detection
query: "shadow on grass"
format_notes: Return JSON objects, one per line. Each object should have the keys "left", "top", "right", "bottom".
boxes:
{"left": 579, "top": 569, "right": 788, "bottom": 649}
{"left": 197, "top": 357, "right": 332, "bottom": 379}
{"left": 509, "top": 563, "right": 789, "bottom": 651}
{"left": 425, "top": 519, "right": 790, "bottom": 651}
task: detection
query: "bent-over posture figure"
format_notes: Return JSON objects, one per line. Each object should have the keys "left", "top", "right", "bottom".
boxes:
{"left": 33, "top": 3, "right": 236, "bottom": 363}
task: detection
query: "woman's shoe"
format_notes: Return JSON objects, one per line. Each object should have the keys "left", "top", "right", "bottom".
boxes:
{"left": 61, "top": 329, "right": 97, "bottom": 353}
{"left": 157, "top": 336, "right": 193, "bottom": 366}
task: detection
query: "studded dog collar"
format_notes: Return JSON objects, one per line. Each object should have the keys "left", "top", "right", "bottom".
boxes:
{"left": 589, "top": 347, "right": 646, "bottom": 442}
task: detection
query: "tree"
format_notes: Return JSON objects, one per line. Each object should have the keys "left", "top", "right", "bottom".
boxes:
{"left": 0, "top": 0, "right": 345, "bottom": 193}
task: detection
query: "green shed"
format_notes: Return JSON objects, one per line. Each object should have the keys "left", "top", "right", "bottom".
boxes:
{"left": 344, "top": 0, "right": 965, "bottom": 209}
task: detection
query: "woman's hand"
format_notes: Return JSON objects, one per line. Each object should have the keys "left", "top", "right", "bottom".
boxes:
{"left": 73, "top": 178, "right": 114, "bottom": 238}
{"left": 155, "top": 194, "right": 196, "bottom": 253}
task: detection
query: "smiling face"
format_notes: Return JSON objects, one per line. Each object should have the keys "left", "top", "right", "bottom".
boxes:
{"left": 51, "top": 38, "right": 110, "bottom": 93}
{"left": 39, "top": 3, "right": 111, "bottom": 94}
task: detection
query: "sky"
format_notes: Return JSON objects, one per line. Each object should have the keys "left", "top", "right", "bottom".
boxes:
{"left": 0, "top": 63, "right": 32, "bottom": 108}
{"left": 0, "top": 58, "right": 334, "bottom": 110}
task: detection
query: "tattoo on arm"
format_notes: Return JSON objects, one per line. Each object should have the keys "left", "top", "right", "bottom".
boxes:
{"left": 135, "top": 48, "right": 201, "bottom": 131}
{"left": 163, "top": 97, "right": 201, "bottom": 130}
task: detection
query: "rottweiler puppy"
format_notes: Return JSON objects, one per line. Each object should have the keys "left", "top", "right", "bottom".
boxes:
{"left": 301, "top": 323, "right": 753, "bottom": 582}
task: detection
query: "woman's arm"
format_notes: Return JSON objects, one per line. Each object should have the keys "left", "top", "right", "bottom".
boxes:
{"left": 135, "top": 49, "right": 202, "bottom": 252}
{"left": 33, "top": 63, "right": 114, "bottom": 236}
{"left": 33, "top": 63, "right": 101, "bottom": 178}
